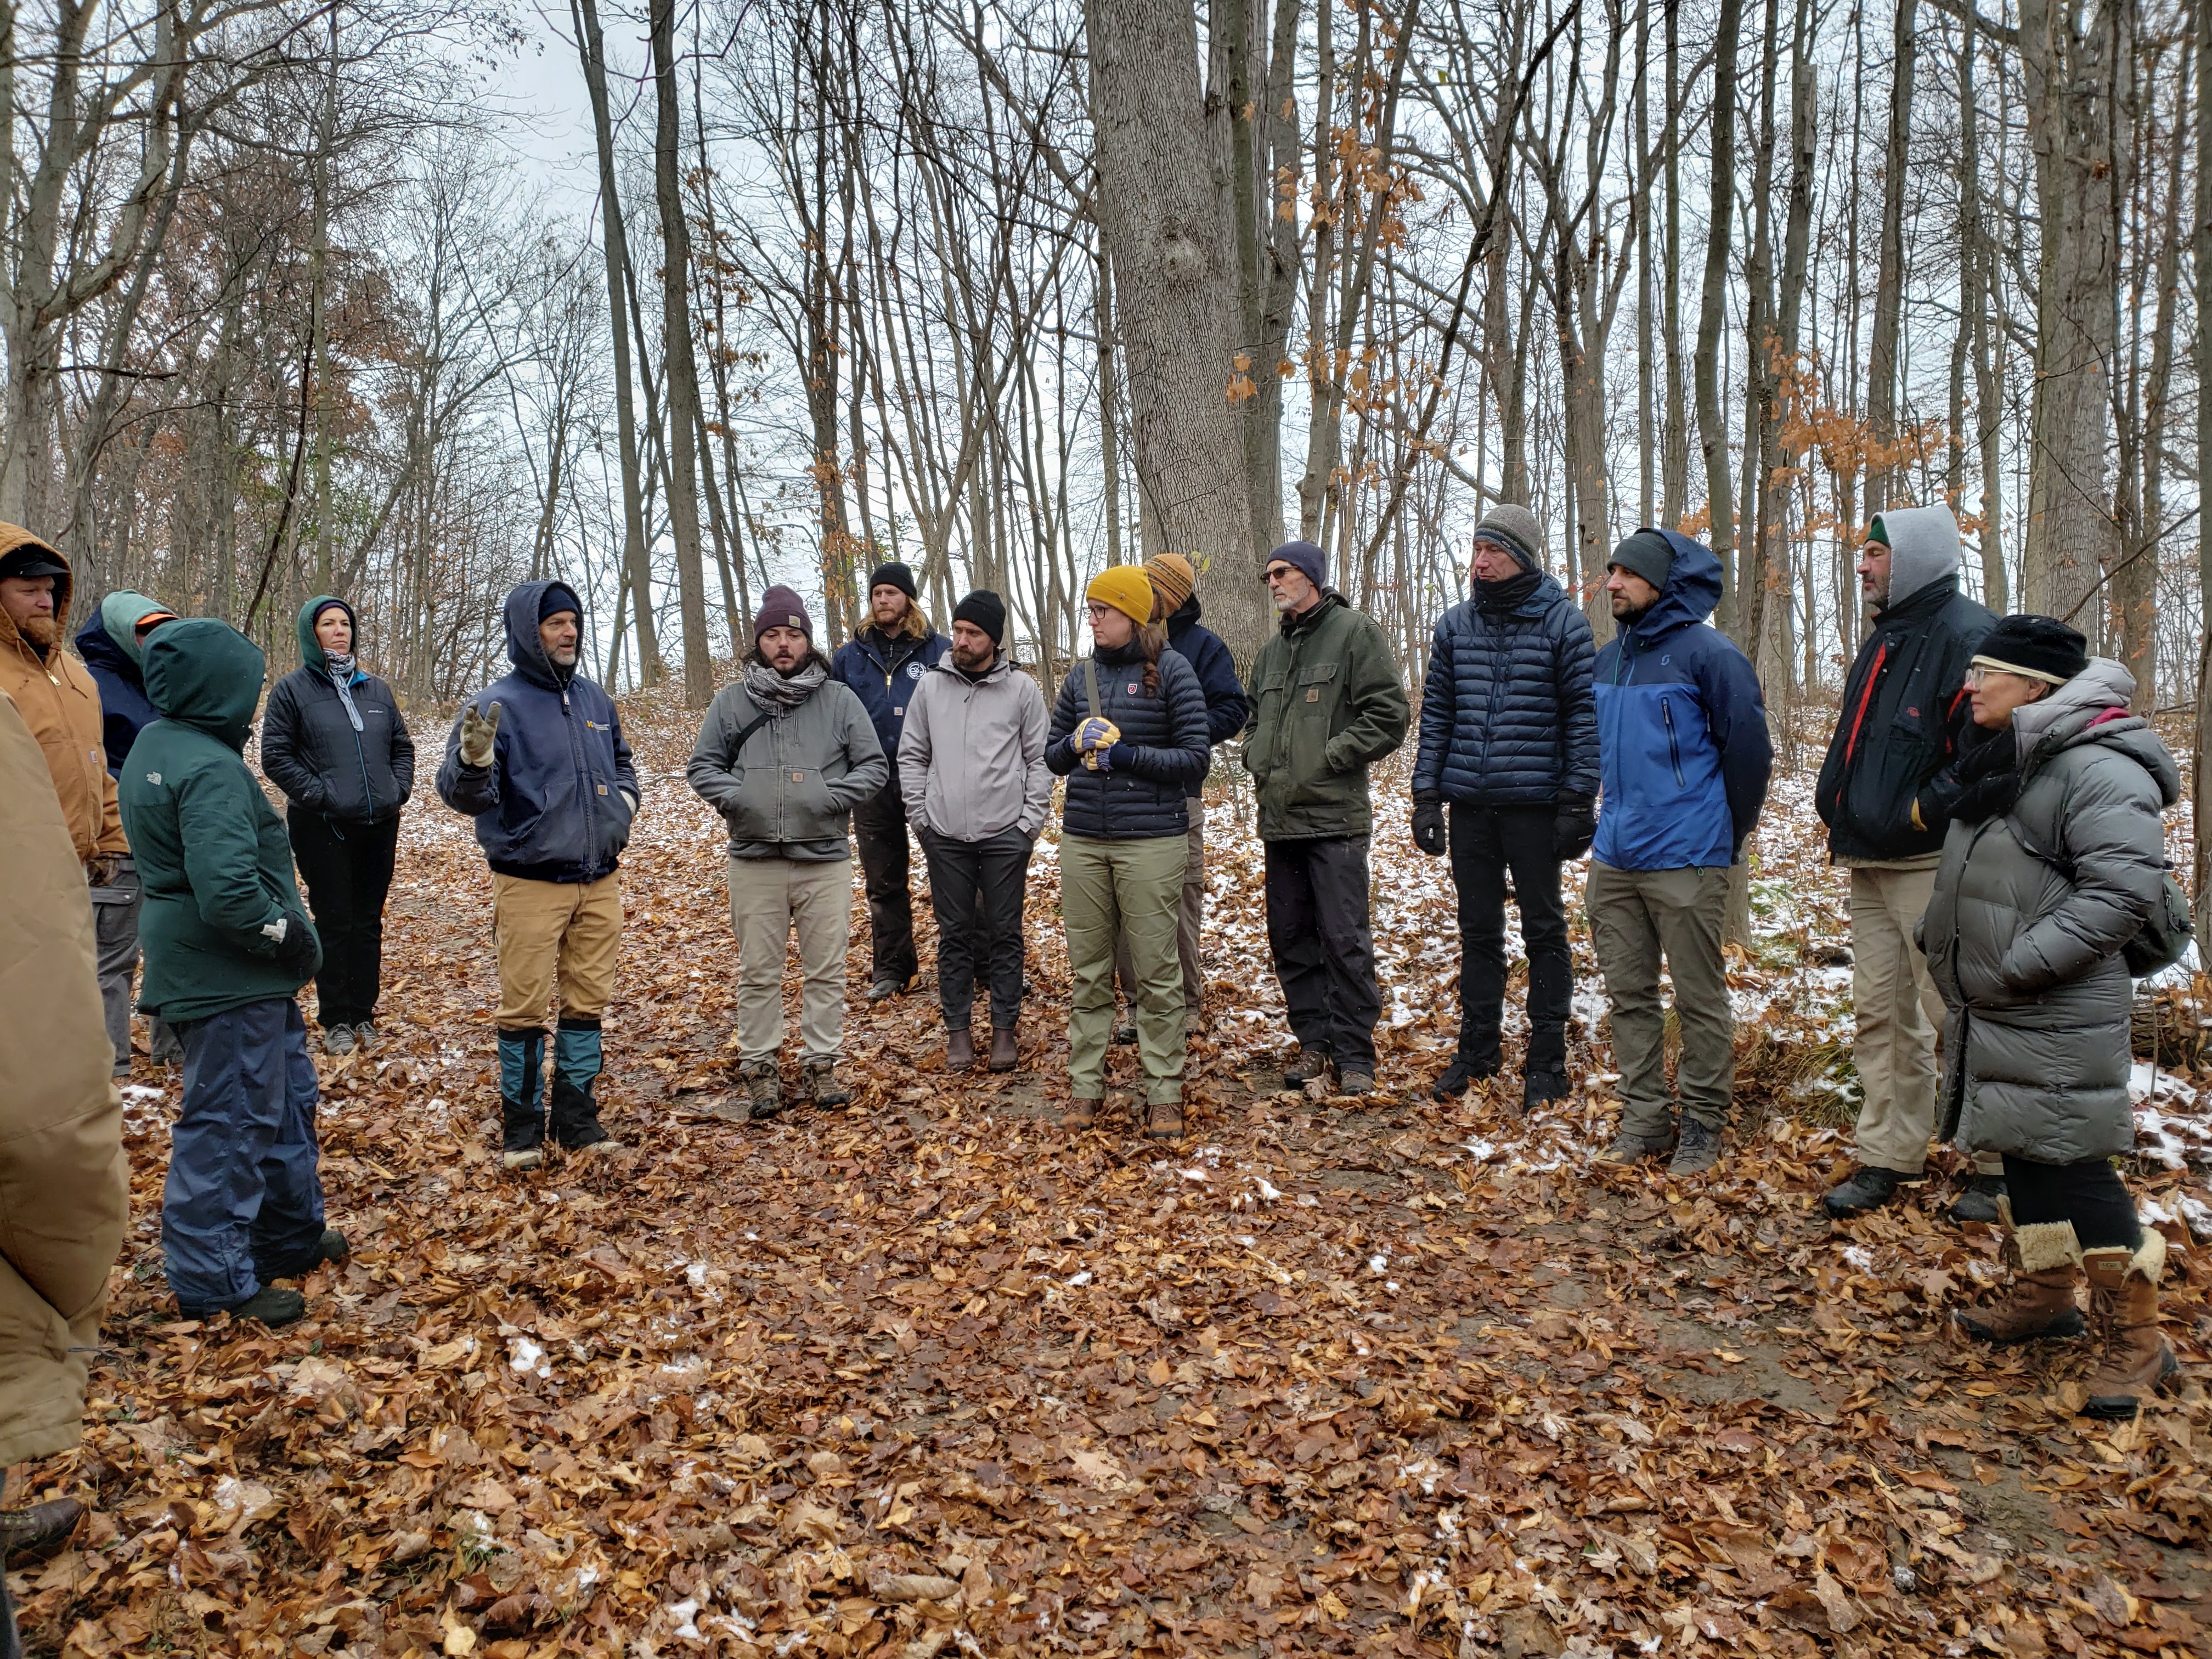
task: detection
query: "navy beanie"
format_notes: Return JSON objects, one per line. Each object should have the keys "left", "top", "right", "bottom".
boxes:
{"left": 1268, "top": 540, "right": 1326, "bottom": 592}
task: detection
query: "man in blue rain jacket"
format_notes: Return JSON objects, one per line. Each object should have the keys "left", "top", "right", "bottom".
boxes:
{"left": 1587, "top": 528, "right": 1772, "bottom": 1177}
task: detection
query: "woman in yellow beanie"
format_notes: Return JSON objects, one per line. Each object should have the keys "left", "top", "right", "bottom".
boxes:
{"left": 1046, "top": 568, "right": 1214, "bottom": 1136}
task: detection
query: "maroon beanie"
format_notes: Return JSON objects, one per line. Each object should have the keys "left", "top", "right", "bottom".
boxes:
{"left": 753, "top": 584, "right": 813, "bottom": 644}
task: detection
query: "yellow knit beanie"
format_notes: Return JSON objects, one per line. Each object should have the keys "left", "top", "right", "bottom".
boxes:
{"left": 1144, "top": 552, "right": 1196, "bottom": 614}
{"left": 1086, "top": 566, "right": 1155, "bottom": 627}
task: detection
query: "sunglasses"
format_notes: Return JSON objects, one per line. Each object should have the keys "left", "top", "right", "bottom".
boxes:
{"left": 1263, "top": 565, "right": 1301, "bottom": 583}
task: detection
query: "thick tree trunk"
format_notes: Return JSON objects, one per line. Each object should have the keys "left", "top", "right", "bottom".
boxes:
{"left": 1086, "top": 0, "right": 1265, "bottom": 665}
{"left": 2197, "top": 0, "right": 2212, "bottom": 945}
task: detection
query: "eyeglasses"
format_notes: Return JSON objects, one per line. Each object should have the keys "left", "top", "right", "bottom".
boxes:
{"left": 1085, "top": 602, "right": 1115, "bottom": 619}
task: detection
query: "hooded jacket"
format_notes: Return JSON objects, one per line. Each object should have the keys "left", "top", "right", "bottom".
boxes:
{"left": 261, "top": 595, "right": 416, "bottom": 823}
{"left": 0, "top": 686, "right": 128, "bottom": 1467}
{"left": 686, "top": 663, "right": 888, "bottom": 860}
{"left": 1242, "top": 591, "right": 1411, "bottom": 842}
{"left": 1815, "top": 505, "right": 1996, "bottom": 863}
{"left": 1592, "top": 530, "right": 1773, "bottom": 870}
{"left": 1047, "top": 642, "right": 1212, "bottom": 840}
{"left": 828, "top": 617, "right": 951, "bottom": 766}
{"left": 117, "top": 620, "right": 321, "bottom": 1023}
{"left": 1164, "top": 595, "right": 1249, "bottom": 750}
{"left": 1923, "top": 659, "right": 2180, "bottom": 1164}
{"left": 74, "top": 591, "right": 166, "bottom": 776}
{"left": 0, "top": 529, "right": 126, "bottom": 862}
{"left": 437, "top": 581, "right": 637, "bottom": 883}
{"left": 898, "top": 652, "right": 1052, "bottom": 842}
{"left": 1412, "top": 569, "right": 1599, "bottom": 807}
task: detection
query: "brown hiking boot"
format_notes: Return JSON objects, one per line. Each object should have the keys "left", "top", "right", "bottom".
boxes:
{"left": 1282, "top": 1046, "right": 1329, "bottom": 1089}
{"left": 1145, "top": 1098, "right": 1184, "bottom": 1140}
{"left": 946, "top": 1028, "right": 977, "bottom": 1071}
{"left": 2081, "top": 1232, "right": 2181, "bottom": 1420}
{"left": 0, "top": 1497, "right": 83, "bottom": 1561}
{"left": 989, "top": 1026, "right": 1018, "bottom": 1073}
{"left": 1955, "top": 1218, "right": 2086, "bottom": 1345}
{"left": 804, "top": 1060, "right": 851, "bottom": 1107}
{"left": 740, "top": 1059, "right": 782, "bottom": 1119}
{"left": 1064, "top": 1096, "right": 1101, "bottom": 1130}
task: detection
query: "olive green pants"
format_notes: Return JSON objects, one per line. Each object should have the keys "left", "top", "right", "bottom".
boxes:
{"left": 1061, "top": 833, "right": 1186, "bottom": 1104}
{"left": 1587, "top": 861, "right": 1734, "bottom": 1136}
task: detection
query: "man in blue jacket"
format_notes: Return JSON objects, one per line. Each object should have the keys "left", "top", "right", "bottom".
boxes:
{"left": 829, "top": 562, "right": 950, "bottom": 1002}
{"left": 1588, "top": 529, "right": 1772, "bottom": 1176}
{"left": 438, "top": 581, "right": 637, "bottom": 1170}
{"left": 1411, "top": 505, "right": 1597, "bottom": 1109}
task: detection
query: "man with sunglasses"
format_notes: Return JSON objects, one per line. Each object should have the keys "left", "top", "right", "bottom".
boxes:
{"left": 1242, "top": 541, "right": 1409, "bottom": 1097}
{"left": 1814, "top": 504, "right": 2004, "bottom": 1221}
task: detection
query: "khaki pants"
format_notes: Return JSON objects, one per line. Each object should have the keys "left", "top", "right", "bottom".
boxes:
{"left": 1849, "top": 864, "right": 2003, "bottom": 1177}
{"left": 730, "top": 855, "right": 851, "bottom": 1064}
{"left": 493, "top": 872, "right": 622, "bottom": 1029}
{"left": 1114, "top": 805, "right": 1206, "bottom": 1015}
{"left": 1063, "top": 833, "right": 1186, "bottom": 1104}
{"left": 1587, "top": 861, "right": 1734, "bottom": 1136}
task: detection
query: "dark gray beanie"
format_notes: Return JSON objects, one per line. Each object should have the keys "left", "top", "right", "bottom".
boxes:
{"left": 1472, "top": 504, "right": 1544, "bottom": 572}
{"left": 1607, "top": 529, "right": 1674, "bottom": 593}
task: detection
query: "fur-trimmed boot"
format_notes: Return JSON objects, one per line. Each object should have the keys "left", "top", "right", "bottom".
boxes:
{"left": 2080, "top": 1231, "right": 2180, "bottom": 1421}
{"left": 498, "top": 1026, "right": 547, "bottom": 1170}
{"left": 1955, "top": 1204, "right": 2086, "bottom": 1345}
{"left": 549, "top": 1015, "right": 618, "bottom": 1153}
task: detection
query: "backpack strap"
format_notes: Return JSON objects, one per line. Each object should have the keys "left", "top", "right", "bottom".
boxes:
{"left": 1082, "top": 657, "right": 1102, "bottom": 721}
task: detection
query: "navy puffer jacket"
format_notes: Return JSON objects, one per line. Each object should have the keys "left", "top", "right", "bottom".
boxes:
{"left": 1412, "top": 573, "right": 1599, "bottom": 806}
{"left": 1047, "top": 642, "right": 1211, "bottom": 839}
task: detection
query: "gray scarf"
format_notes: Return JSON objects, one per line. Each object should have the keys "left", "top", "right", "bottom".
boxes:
{"left": 325, "top": 652, "right": 364, "bottom": 732}
{"left": 742, "top": 654, "right": 827, "bottom": 712}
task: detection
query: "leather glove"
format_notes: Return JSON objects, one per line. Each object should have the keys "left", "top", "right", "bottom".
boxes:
{"left": 1553, "top": 792, "right": 1597, "bottom": 861}
{"left": 1074, "top": 716, "right": 1121, "bottom": 753}
{"left": 458, "top": 701, "right": 502, "bottom": 768}
{"left": 1410, "top": 795, "right": 1446, "bottom": 856}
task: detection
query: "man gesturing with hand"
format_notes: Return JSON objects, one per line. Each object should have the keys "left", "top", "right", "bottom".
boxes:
{"left": 1410, "top": 505, "right": 1597, "bottom": 1110}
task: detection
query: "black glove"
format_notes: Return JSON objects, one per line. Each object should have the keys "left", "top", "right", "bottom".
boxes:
{"left": 1553, "top": 792, "right": 1597, "bottom": 860}
{"left": 272, "top": 912, "right": 320, "bottom": 979}
{"left": 1948, "top": 727, "right": 2020, "bottom": 825}
{"left": 1411, "top": 795, "right": 1446, "bottom": 856}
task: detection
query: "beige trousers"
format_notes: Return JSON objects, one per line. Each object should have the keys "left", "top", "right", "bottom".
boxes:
{"left": 1849, "top": 864, "right": 2001, "bottom": 1176}
{"left": 730, "top": 855, "right": 851, "bottom": 1064}
{"left": 493, "top": 872, "right": 622, "bottom": 1028}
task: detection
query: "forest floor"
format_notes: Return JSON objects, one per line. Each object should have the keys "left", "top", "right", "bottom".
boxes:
{"left": 16, "top": 685, "right": 2212, "bottom": 1659}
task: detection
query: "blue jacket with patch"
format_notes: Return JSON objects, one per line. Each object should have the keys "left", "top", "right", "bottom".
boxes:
{"left": 1592, "top": 532, "right": 1772, "bottom": 871}
{"left": 1412, "top": 572, "right": 1598, "bottom": 806}
{"left": 436, "top": 580, "right": 638, "bottom": 884}
{"left": 829, "top": 624, "right": 951, "bottom": 763}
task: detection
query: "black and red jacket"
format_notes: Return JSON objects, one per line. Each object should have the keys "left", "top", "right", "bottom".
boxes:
{"left": 1815, "top": 574, "right": 1996, "bottom": 861}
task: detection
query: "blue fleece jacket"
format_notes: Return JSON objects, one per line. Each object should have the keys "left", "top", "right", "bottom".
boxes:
{"left": 1591, "top": 531, "right": 1773, "bottom": 870}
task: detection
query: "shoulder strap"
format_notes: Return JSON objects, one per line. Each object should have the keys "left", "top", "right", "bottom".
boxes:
{"left": 1082, "top": 657, "right": 1102, "bottom": 721}
{"left": 726, "top": 701, "right": 772, "bottom": 762}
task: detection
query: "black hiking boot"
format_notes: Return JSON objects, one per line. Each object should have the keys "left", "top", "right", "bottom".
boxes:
{"left": 1822, "top": 1165, "right": 1915, "bottom": 1218}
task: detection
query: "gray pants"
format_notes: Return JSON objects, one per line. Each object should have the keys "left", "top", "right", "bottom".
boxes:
{"left": 729, "top": 855, "right": 851, "bottom": 1064}
{"left": 89, "top": 856, "right": 179, "bottom": 1073}
{"left": 1587, "top": 861, "right": 1735, "bottom": 1136}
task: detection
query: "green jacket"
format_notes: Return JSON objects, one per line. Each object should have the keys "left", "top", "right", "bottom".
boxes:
{"left": 117, "top": 620, "right": 319, "bottom": 1023}
{"left": 1242, "top": 592, "right": 1410, "bottom": 841}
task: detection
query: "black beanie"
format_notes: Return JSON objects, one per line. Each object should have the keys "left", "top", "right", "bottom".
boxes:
{"left": 869, "top": 561, "right": 918, "bottom": 601}
{"left": 953, "top": 589, "right": 1007, "bottom": 645}
{"left": 1607, "top": 529, "right": 1674, "bottom": 593}
{"left": 1972, "top": 614, "right": 2089, "bottom": 685}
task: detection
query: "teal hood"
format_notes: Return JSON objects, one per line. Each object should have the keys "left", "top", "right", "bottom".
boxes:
{"left": 296, "top": 594, "right": 360, "bottom": 679}
{"left": 144, "top": 619, "right": 267, "bottom": 752}
{"left": 98, "top": 590, "right": 172, "bottom": 667}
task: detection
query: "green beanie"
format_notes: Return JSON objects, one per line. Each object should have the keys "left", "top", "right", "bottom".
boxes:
{"left": 1866, "top": 516, "right": 1891, "bottom": 548}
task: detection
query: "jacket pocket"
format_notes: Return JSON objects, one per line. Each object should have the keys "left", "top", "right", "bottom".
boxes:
{"left": 1660, "top": 697, "right": 1686, "bottom": 787}
{"left": 783, "top": 767, "right": 844, "bottom": 842}
{"left": 720, "top": 767, "right": 778, "bottom": 846}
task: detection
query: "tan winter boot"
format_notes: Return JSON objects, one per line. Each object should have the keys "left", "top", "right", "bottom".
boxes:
{"left": 1955, "top": 1209, "right": 2086, "bottom": 1345}
{"left": 2080, "top": 1231, "right": 2181, "bottom": 1421}
{"left": 740, "top": 1059, "right": 782, "bottom": 1120}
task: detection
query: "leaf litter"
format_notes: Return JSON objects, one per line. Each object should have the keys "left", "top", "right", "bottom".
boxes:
{"left": 16, "top": 686, "right": 2212, "bottom": 1658}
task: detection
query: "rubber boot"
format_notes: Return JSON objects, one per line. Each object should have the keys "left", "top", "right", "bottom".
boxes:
{"left": 549, "top": 1016, "right": 616, "bottom": 1152}
{"left": 499, "top": 1026, "right": 546, "bottom": 1170}
{"left": 1955, "top": 1207, "right": 2086, "bottom": 1345}
{"left": 2081, "top": 1231, "right": 2180, "bottom": 1420}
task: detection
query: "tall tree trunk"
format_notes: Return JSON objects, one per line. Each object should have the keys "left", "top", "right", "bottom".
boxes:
{"left": 1959, "top": 25, "right": 2007, "bottom": 611}
{"left": 1660, "top": 0, "right": 1689, "bottom": 526}
{"left": 2121, "top": 35, "right": 2184, "bottom": 712}
{"left": 1086, "top": 0, "right": 1265, "bottom": 664}
{"left": 1865, "top": 0, "right": 1915, "bottom": 522}
{"left": 1695, "top": 0, "right": 1741, "bottom": 633}
{"left": 1635, "top": 1, "right": 1655, "bottom": 530}
{"left": 2193, "top": 0, "right": 2212, "bottom": 944}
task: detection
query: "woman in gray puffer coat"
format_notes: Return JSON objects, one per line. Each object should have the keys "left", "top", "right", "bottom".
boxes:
{"left": 1921, "top": 616, "right": 2180, "bottom": 1420}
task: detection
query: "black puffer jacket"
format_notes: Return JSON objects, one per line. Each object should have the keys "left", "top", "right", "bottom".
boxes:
{"left": 1412, "top": 571, "right": 1597, "bottom": 806}
{"left": 1047, "top": 642, "right": 1210, "bottom": 839}
{"left": 260, "top": 596, "right": 414, "bottom": 824}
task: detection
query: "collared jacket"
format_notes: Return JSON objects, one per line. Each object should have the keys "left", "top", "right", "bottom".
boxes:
{"left": 829, "top": 621, "right": 951, "bottom": 766}
{"left": 0, "top": 685, "right": 128, "bottom": 1467}
{"left": 117, "top": 620, "right": 322, "bottom": 1023}
{"left": 898, "top": 653, "right": 1052, "bottom": 842}
{"left": 1242, "top": 591, "right": 1409, "bottom": 842}
{"left": 687, "top": 668, "right": 888, "bottom": 860}
{"left": 0, "top": 529, "right": 125, "bottom": 863}
{"left": 1164, "top": 595, "right": 1249, "bottom": 749}
{"left": 1592, "top": 531, "right": 1773, "bottom": 870}
{"left": 261, "top": 595, "right": 416, "bottom": 825}
{"left": 74, "top": 592, "right": 166, "bottom": 776}
{"left": 1925, "top": 659, "right": 2180, "bottom": 1164}
{"left": 436, "top": 580, "right": 638, "bottom": 884}
{"left": 1047, "top": 642, "right": 1211, "bottom": 840}
{"left": 1412, "top": 571, "right": 1598, "bottom": 807}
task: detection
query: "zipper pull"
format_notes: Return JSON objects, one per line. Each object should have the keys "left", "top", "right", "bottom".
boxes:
{"left": 563, "top": 690, "right": 571, "bottom": 712}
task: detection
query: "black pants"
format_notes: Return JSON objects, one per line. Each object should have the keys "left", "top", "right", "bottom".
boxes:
{"left": 1264, "top": 834, "right": 1381, "bottom": 1073}
{"left": 1449, "top": 803, "right": 1571, "bottom": 1077}
{"left": 853, "top": 781, "right": 919, "bottom": 985}
{"left": 287, "top": 809, "right": 400, "bottom": 1029}
{"left": 921, "top": 826, "right": 1033, "bottom": 1030}
{"left": 2002, "top": 1154, "right": 2141, "bottom": 1250}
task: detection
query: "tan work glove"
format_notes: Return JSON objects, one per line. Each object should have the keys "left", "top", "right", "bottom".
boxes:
{"left": 459, "top": 701, "right": 502, "bottom": 768}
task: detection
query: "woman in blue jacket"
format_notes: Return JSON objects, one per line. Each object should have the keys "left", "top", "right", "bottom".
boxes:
{"left": 260, "top": 596, "right": 415, "bottom": 1054}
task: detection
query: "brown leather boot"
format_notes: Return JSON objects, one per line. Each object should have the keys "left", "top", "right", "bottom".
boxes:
{"left": 1063, "top": 1096, "right": 1101, "bottom": 1129}
{"left": 1955, "top": 1218, "right": 2087, "bottom": 1345}
{"left": 988, "top": 1025, "right": 1018, "bottom": 1073}
{"left": 2081, "top": 1231, "right": 2180, "bottom": 1421}
{"left": 945, "top": 1028, "right": 977, "bottom": 1071}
